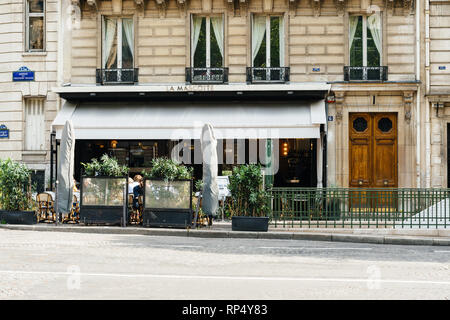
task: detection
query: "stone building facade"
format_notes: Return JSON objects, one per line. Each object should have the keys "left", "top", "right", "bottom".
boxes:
{"left": 426, "top": 0, "right": 450, "bottom": 188}
{"left": 1, "top": 0, "right": 448, "bottom": 191}
{"left": 0, "top": 0, "right": 60, "bottom": 192}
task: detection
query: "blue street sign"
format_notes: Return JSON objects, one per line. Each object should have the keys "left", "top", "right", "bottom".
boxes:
{"left": 312, "top": 67, "right": 320, "bottom": 72}
{"left": 12, "top": 66, "right": 35, "bottom": 81}
{"left": 0, "top": 125, "right": 9, "bottom": 139}
{"left": 328, "top": 116, "right": 333, "bottom": 122}
{"left": 439, "top": 66, "right": 446, "bottom": 70}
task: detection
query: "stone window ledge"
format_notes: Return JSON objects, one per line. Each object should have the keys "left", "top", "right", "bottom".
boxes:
{"left": 22, "top": 151, "right": 47, "bottom": 155}
{"left": 22, "top": 52, "right": 47, "bottom": 57}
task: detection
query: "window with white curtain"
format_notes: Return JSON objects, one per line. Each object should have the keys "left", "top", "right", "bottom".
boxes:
{"left": 252, "top": 15, "right": 284, "bottom": 68}
{"left": 349, "top": 15, "right": 382, "bottom": 67}
{"left": 26, "top": 0, "right": 45, "bottom": 51}
{"left": 191, "top": 15, "right": 224, "bottom": 68}
{"left": 102, "top": 17, "right": 134, "bottom": 69}
{"left": 24, "top": 98, "right": 45, "bottom": 151}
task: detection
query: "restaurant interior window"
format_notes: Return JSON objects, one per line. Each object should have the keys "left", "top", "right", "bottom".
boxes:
{"left": 252, "top": 15, "right": 284, "bottom": 68}
{"left": 26, "top": 0, "right": 45, "bottom": 51}
{"left": 349, "top": 14, "right": 382, "bottom": 78}
{"left": 102, "top": 17, "right": 134, "bottom": 69}
{"left": 191, "top": 15, "right": 224, "bottom": 69}
{"left": 24, "top": 98, "right": 45, "bottom": 151}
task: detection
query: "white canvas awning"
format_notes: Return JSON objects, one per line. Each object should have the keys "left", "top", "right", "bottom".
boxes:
{"left": 52, "top": 100, "right": 326, "bottom": 140}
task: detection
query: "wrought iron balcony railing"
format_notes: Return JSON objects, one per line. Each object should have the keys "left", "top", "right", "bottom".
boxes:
{"left": 185, "top": 67, "right": 229, "bottom": 84}
{"left": 344, "top": 66, "right": 388, "bottom": 81}
{"left": 246, "top": 67, "right": 290, "bottom": 84}
{"left": 96, "top": 68, "right": 139, "bottom": 85}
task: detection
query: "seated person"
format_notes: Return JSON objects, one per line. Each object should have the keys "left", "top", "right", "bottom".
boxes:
{"left": 73, "top": 178, "right": 79, "bottom": 192}
{"left": 132, "top": 175, "right": 143, "bottom": 210}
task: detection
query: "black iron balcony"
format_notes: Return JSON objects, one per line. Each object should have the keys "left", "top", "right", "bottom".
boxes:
{"left": 96, "top": 68, "right": 139, "bottom": 85}
{"left": 185, "top": 67, "right": 229, "bottom": 84}
{"left": 246, "top": 67, "right": 290, "bottom": 84}
{"left": 344, "top": 66, "right": 388, "bottom": 81}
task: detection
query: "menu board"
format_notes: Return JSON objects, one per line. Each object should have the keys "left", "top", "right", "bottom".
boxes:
{"left": 217, "top": 176, "right": 230, "bottom": 199}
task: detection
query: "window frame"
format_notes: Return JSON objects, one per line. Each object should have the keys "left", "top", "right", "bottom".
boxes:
{"left": 25, "top": 0, "right": 46, "bottom": 52}
{"left": 101, "top": 16, "right": 135, "bottom": 70}
{"left": 251, "top": 14, "right": 284, "bottom": 68}
{"left": 348, "top": 14, "right": 383, "bottom": 67}
{"left": 190, "top": 14, "right": 224, "bottom": 68}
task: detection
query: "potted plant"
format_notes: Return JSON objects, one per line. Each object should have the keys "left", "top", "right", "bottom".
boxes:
{"left": 0, "top": 159, "right": 37, "bottom": 225}
{"left": 80, "top": 154, "right": 129, "bottom": 225}
{"left": 228, "top": 164, "right": 271, "bottom": 232}
{"left": 141, "top": 158, "right": 193, "bottom": 228}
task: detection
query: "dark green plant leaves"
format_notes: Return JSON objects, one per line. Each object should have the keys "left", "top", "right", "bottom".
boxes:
{"left": 141, "top": 158, "right": 193, "bottom": 181}
{"left": 228, "top": 164, "right": 271, "bottom": 218}
{"left": 81, "top": 154, "right": 129, "bottom": 177}
{"left": 0, "top": 159, "right": 33, "bottom": 211}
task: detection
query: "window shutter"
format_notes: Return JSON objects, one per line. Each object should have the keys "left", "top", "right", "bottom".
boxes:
{"left": 25, "top": 98, "right": 45, "bottom": 151}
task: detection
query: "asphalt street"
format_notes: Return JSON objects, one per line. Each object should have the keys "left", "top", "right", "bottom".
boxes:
{"left": 0, "top": 229, "right": 449, "bottom": 299}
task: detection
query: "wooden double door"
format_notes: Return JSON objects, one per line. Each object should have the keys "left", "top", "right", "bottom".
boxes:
{"left": 349, "top": 113, "right": 397, "bottom": 188}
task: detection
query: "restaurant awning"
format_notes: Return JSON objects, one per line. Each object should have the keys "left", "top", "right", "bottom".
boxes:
{"left": 52, "top": 100, "right": 326, "bottom": 140}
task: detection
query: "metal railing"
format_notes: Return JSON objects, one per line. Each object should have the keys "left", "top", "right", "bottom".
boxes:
{"left": 246, "top": 67, "right": 290, "bottom": 83}
{"left": 185, "top": 67, "right": 229, "bottom": 84}
{"left": 269, "top": 188, "right": 450, "bottom": 228}
{"left": 96, "top": 68, "right": 139, "bottom": 85}
{"left": 344, "top": 66, "right": 388, "bottom": 81}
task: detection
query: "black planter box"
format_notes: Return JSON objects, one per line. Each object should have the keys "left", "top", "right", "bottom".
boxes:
{"left": 142, "top": 210, "right": 192, "bottom": 229}
{"left": 80, "top": 176, "right": 128, "bottom": 226}
{"left": 142, "top": 179, "right": 193, "bottom": 229}
{"left": 0, "top": 210, "right": 37, "bottom": 225}
{"left": 80, "top": 206, "right": 126, "bottom": 226}
{"left": 232, "top": 216, "right": 269, "bottom": 232}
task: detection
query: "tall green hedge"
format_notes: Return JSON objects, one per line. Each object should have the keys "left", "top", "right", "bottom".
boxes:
{"left": 0, "top": 159, "right": 33, "bottom": 211}
{"left": 228, "top": 164, "right": 271, "bottom": 217}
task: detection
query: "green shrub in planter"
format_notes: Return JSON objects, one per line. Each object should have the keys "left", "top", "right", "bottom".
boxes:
{"left": 0, "top": 159, "right": 36, "bottom": 225}
{"left": 0, "top": 158, "right": 33, "bottom": 211}
{"left": 81, "top": 154, "right": 129, "bottom": 177}
{"left": 79, "top": 155, "right": 129, "bottom": 226}
{"left": 141, "top": 158, "right": 194, "bottom": 228}
{"left": 228, "top": 164, "right": 271, "bottom": 218}
{"left": 142, "top": 157, "right": 193, "bottom": 181}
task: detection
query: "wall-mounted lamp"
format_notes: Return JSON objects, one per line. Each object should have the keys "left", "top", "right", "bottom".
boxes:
{"left": 111, "top": 140, "right": 118, "bottom": 149}
{"left": 282, "top": 141, "right": 289, "bottom": 156}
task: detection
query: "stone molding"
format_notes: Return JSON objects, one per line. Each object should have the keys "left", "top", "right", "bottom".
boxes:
{"left": 403, "top": 91, "right": 414, "bottom": 123}
{"left": 69, "top": 0, "right": 415, "bottom": 17}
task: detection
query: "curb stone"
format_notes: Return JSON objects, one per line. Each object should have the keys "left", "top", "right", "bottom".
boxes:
{"left": 432, "top": 238, "right": 450, "bottom": 246}
{"left": 291, "top": 233, "right": 333, "bottom": 242}
{"left": 332, "top": 234, "right": 385, "bottom": 244}
{"left": 257, "top": 232, "right": 293, "bottom": 240}
{"left": 384, "top": 236, "right": 434, "bottom": 246}
{"left": 0, "top": 224, "right": 449, "bottom": 246}
{"left": 188, "top": 230, "right": 227, "bottom": 238}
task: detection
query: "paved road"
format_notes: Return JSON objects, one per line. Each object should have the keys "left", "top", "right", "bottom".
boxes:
{"left": 0, "top": 229, "right": 449, "bottom": 299}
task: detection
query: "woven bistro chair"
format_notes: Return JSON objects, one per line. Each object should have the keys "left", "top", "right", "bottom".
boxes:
{"left": 129, "top": 194, "right": 140, "bottom": 224}
{"left": 36, "top": 193, "right": 56, "bottom": 222}
{"left": 138, "top": 195, "right": 144, "bottom": 224}
{"left": 63, "top": 195, "right": 80, "bottom": 224}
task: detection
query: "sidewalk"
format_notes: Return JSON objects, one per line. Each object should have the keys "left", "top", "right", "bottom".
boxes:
{"left": 1, "top": 221, "right": 449, "bottom": 246}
